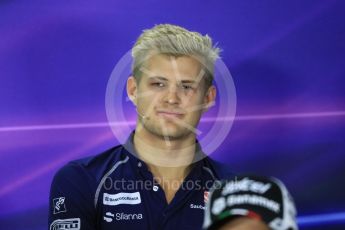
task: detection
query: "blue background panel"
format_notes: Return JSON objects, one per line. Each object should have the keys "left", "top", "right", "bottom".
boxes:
{"left": 0, "top": 0, "right": 344, "bottom": 229}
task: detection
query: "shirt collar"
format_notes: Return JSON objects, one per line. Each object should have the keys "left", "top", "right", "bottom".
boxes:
{"left": 122, "top": 131, "right": 207, "bottom": 175}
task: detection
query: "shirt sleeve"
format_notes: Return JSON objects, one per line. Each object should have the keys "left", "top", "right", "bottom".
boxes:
{"left": 48, "top": 163, "right": 97, "bottom": 230}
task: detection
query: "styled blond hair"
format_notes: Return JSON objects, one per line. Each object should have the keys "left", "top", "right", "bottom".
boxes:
{"left": 131, "top": 24, "right": 221, "bottom": 88}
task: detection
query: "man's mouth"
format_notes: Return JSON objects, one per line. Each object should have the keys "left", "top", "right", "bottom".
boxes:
{"left": 156, "top": 110, "right": 185, "bottom": 119}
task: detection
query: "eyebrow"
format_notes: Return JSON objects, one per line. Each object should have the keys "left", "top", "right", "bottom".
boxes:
{"left": 148, "top": 76, "right": 168, "bottom": 81}
{"left": 180, "top": 80, "right": 197, "bottom": 84}
{"left": 148, "top": 76, "right": 197, "bottom": 84}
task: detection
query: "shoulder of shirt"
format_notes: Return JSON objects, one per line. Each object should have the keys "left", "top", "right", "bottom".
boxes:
{"left": 71, "top": 144, "right": 125, "bottom": 168}
{"left": 53, "top": 144, "right": 127, "bottom": 185}
{"left": 203, "top": 157, "right": 237, "bottom": 180}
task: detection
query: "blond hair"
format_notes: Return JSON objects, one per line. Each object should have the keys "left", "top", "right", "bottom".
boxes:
{"left": 131, "top": 24, "right": 221, "bottom": 88}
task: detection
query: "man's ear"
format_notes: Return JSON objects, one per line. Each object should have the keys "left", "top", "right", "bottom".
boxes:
{"left": 202, "top": 85, "right": 216, "bottom": 113}
{"left": 127, "top": 76, "right": 138, "bottom": 106}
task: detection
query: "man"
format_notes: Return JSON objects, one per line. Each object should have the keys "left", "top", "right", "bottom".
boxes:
{"left": 203, "top": 175, "right": 298, "bottom": 230}
{"left": 49, "top": 24, "right": 233, "bottom": 230}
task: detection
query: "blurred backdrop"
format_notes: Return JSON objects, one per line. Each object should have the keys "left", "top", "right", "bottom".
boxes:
{"left": 1, "top": 0, "right": 345, "bottom": 229}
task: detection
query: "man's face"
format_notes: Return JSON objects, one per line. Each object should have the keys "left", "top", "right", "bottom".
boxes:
{"left": 128, "top": 53, "right": 215, "bottom": 141}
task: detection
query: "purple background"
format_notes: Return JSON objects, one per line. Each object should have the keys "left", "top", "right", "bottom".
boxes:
{"left": 1, "top": 0, "right": 345, "bottom": 229}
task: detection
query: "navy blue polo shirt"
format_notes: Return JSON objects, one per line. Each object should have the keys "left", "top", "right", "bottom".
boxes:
{"left": 49, "top": 133, "right": 234, "bottom": 230}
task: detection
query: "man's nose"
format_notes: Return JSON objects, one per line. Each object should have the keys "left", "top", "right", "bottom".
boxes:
{"left": 164, "top": 86, "right": 181, "bottom": 105}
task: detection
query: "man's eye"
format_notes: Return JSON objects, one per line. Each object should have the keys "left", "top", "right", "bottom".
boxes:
{"left": 151, "top": 82, "right": 165, "bottom": 88}
{"left": 181, "top": 85, "right": 194, "bottom": 90}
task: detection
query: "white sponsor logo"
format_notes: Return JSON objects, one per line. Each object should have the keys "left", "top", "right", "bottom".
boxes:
{"left": 116, "top": 212, "right": 143, "bottom": 220}
{"left": 104, "top": 212, "right": 114, "bottom": 223}
{"left": 53, "top": 197, "right": 67, "bottom": 214}
{"left": 50, "top": 218, "right": 80, "bottom": 230}
{"left": 103, "top": 212, "right": 143, "bottom": 222}
{"left": 222, "top": 177, "right": 272, "bottom": 195}
{"left": 227, "top": 194, "right": 280, "bottom": 213}
{"left": 190, "top": 203, "right": 205, "bottom": 210}
{"left": 103, "top": 192, "right": 141, "bottom": 206}
{"left": 211, "top": 197, "right": 226, "bottom": 215}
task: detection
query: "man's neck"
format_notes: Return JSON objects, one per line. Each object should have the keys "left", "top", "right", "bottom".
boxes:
{"left": 133, "top": 126, "right": 197, "bottom": 204}
{"left": 133, "top": 125, "right": 196, "bottom": 180}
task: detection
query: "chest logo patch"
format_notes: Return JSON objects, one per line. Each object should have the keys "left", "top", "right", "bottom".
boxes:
{"left": 103, "top": 192, "right": 141, "bottom": 206}
{"left": 204, "top": 191, "right": 210, "bottom": 203}
{"left": 50, "top": 218, "right": 80, "bottom": 230}
{"left": 53, "top": 197, "right": 67, "bottom": 214}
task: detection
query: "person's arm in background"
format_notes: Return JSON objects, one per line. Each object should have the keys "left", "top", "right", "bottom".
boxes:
{"left": 48, "top": 163, "right": 97, "bottom": 230}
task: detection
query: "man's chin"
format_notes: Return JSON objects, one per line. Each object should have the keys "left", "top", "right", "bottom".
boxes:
{"left": 155, "top": 129, "right": 192, "bottom": 141}
{"left": 142, "top": 122, "right": 196, "bottom": 141}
